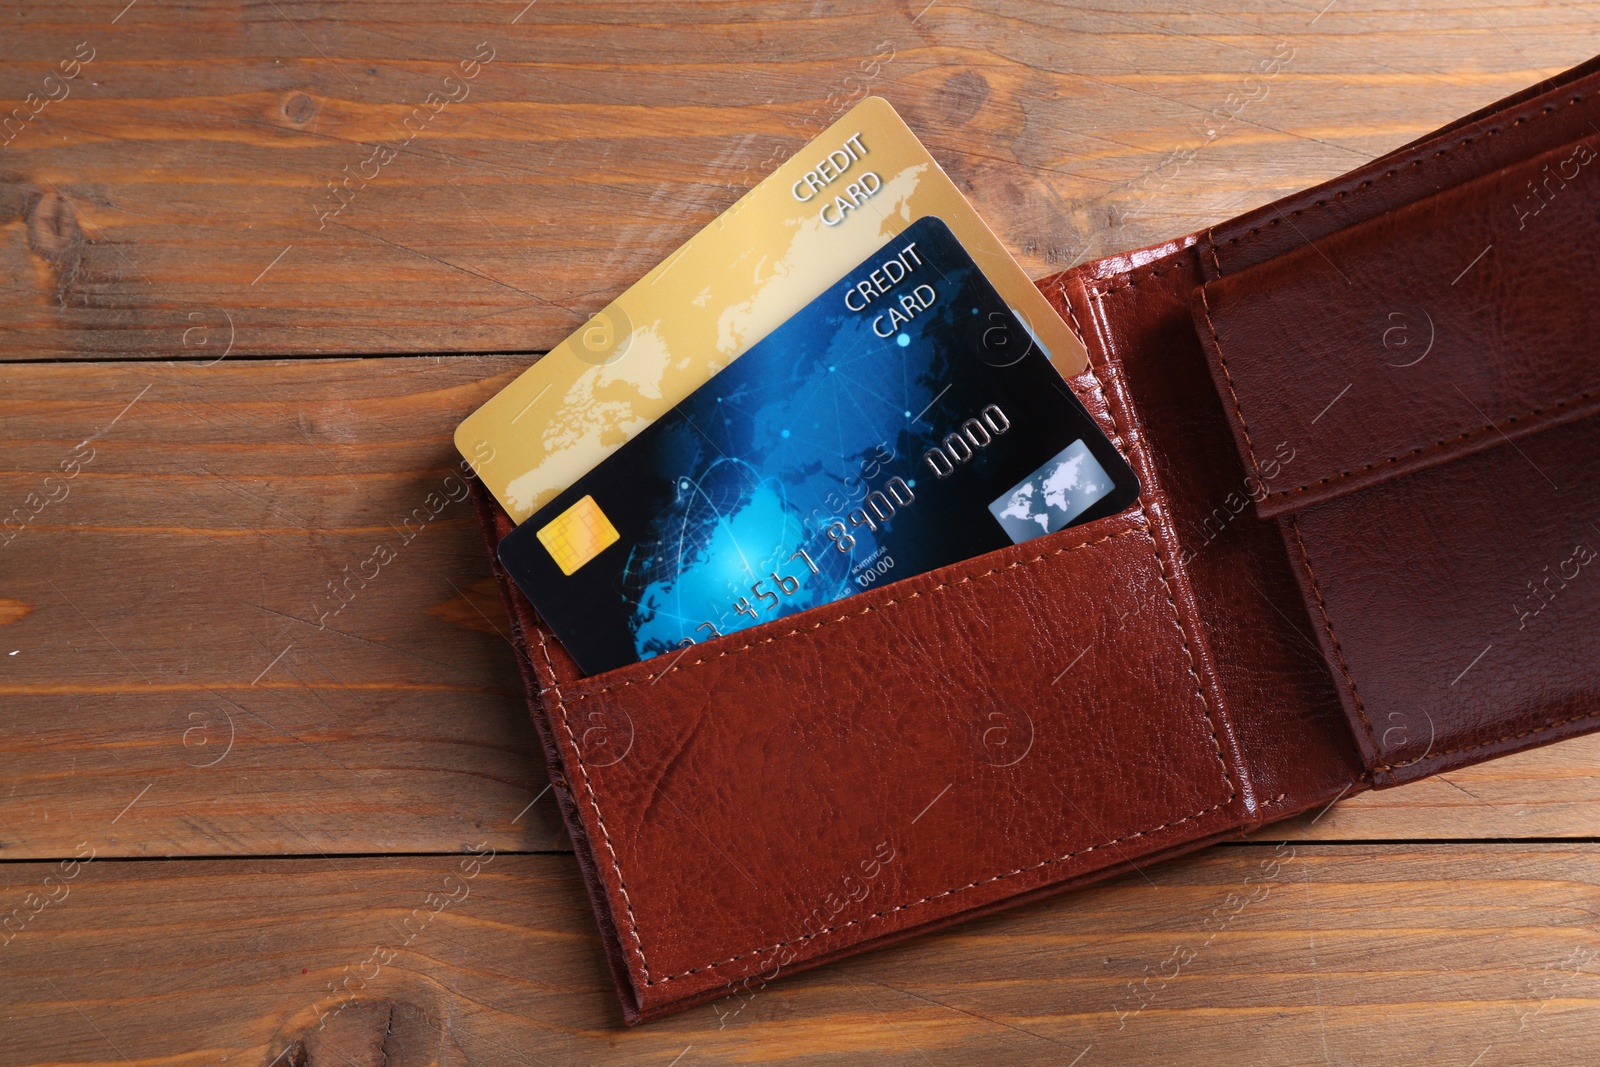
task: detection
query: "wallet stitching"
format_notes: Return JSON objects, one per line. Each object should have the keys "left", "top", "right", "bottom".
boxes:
{"left": 625, "top": 796, "right": 1236, "bottom": 985}
{"left": 1189, "top": 286, "right": 1381, "bottom": 777}
{"left": 1079, "top": 376, "right": 1116, "bottom": 440}
{"left": 1085, "top": 354, "right": 1237, "bottom": 806}
{"left": 1284, "top": 513, "right": 1385, "bottom": 767}
{"left": 1252, "top": 388, "right": 1598, "bottom": 504}
{"left": 1195, "top": 284, "right": 1267, "bottom": 489}
{"left": 564, "top": 526, "right": 1143, "bottom": 698}
{"left": 534, "top": 623, "right": 655, "bottom": 985}
{"left": 1057, "top": 283, "right": 1089, "bottom": 345}
{"left": 1060, "top": 294, "right": 1128, "bottom": 448}
{"left": 1086, "top": 262, "right": 1172, "bottom": 298}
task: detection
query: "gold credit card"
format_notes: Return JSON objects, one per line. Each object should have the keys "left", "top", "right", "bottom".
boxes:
{"left": 455, "top": 96, "right": 1087, "bottom": 524}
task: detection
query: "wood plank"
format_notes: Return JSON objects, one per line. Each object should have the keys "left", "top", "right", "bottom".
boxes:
{"left": 0, "top": 356, "right": 569, "bottom": 857}
{"left": 1, "top": 845, "right": 1596, "bottom": 1064}
{"left": 1, "top": 1, "right": 1595, "bottom": 359}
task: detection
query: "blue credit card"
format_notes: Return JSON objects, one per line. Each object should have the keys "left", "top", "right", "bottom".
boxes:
{"left": 498, "top": 216, "right": 1139, "bottom": 675}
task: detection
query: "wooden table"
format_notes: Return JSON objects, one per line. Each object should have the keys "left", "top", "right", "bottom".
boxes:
{"left": 2, "top": 2, "right": 1597, "bottom": 1063}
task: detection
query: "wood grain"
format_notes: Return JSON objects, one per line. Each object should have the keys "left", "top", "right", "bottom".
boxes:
{"left": 1, "top": 1, "right": 1597, "bottom": 359}
{"left": 0, "top": 356, "right": 568, "bottom": 857}
{"left": 2, "top": 846, "right": 1597, "bottom": 1065}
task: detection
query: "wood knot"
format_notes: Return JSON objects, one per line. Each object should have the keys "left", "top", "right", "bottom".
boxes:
{"left": 24, "top": 188, "right": 86, "bottom": 307}
{"left": 26, "top": 189, "right": 83, "bottom": 260}
{"left": 938, "top": 70, "right": 990, "bottom": 126}
{"left": 266, "top": 997, "right": 460, "bottom": 1067}
{"left": 284, "top": 92, "right": 317, "bottom": 125}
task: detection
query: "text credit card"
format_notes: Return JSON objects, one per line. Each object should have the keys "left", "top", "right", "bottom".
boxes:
{"left": 456, "top": 96, "right": 1089, "bottom": 524}
{"left": 497, "top": 217, "right": 1137, "bottom": 675}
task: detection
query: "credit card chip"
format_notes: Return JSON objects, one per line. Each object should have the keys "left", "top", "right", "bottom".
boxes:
{"left": 536, "top": 495, "right": 619, "bottom": 575}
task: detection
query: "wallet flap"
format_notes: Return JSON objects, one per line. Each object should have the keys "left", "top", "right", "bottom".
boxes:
{"left": 1194, "top": 109, "right": 1600, "bottom": 520}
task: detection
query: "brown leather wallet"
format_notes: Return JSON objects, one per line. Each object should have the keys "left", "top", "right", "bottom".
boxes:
{"left": 469, "top": 56, "right": 1600, "bottom": 1024}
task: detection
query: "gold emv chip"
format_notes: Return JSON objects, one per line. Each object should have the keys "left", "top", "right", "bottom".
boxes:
{"left": 536, "top": 495, "right": 620, "bottom": 576}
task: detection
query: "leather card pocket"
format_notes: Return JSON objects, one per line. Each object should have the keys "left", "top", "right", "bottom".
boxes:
{"left": 538, "top": 502, "right": 1243, "bottom": 1018}
{"left": 495, "top": 355, "right": 1252, "bottom": 1019}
